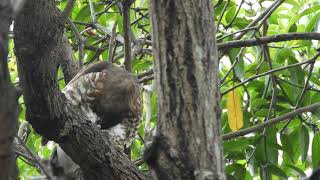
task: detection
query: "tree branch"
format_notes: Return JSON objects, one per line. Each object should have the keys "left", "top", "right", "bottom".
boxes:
{"left": 14, "top": 0, "right": 147, "bottom": 179}
{"left": 218, "top": 32, "right": 320, "bottom": 50}
{"left": 66, "top": 19, "right": 85, "bottom": 68}
{"left": 223, "top": 102, "right": 320, "bottom": 140}
{"left": 59, "top": 34, "right": 80, "bottom": 83}
{"left": 61, "top": 0, "right": 75, "bottom": 18}
{"left": 123, "top": 1, "right": 132, "bottom": 72}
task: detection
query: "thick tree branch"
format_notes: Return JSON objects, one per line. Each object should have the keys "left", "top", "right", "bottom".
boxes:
{"left": 0, "top": 1, "right": 19, "bottom": 179}
{"left": 14, "top": 0, "right": 147, "bottom": 179}
{"left": 59, "top": 34, "right": 80, "bottom": 83}
{"left": 223, "top": 102, "right": 320, "bottom": 140}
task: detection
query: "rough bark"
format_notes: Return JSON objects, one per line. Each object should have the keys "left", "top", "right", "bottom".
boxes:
{"left": 0, "top": 1, "right": 19, "bottom": 179}
{"left": 146, "top": 1, "right": 225, "bottom": 179}
{"left": 14, "top": 0, "right": 147, "bottom": 179}
{"left": 59, "top": 34, "right": 80, "bottom": 83}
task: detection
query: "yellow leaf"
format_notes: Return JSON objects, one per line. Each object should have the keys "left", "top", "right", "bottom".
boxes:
{"left": 227, "top": 89, "right": 243, "bottom": 132}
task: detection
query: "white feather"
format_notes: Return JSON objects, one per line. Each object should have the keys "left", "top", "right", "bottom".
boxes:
{"left": 95, "top": 72, "right": 101, "bottom": 83}
{"left": 108, "top": 124, "right": 126, "bottom": 140}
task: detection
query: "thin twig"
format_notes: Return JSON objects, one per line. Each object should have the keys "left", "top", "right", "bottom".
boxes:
{"left": 220, "top": 48, "right": 245, "bottom": 84}
{"left": 281, "top": 60, "right": 316, "bottom": 131}
{"left": 263, "top": 23, "right": 277, "bottom": 122}
{"left": 225, "top": 0, "right": 244, "bottom": 29}
{"left": 234, "top": 0, "right": 284, "bottom": 40}
{"left": 66, "top": 19, "right": 85, "bottom": 68}
{"left": 216, "top": 0, "right": 230, "bottom": 31}
{"left": 294, "top": 63, "right": 315, "bottom": 109}
{"left": 88, "top": 0, "right": 96, "bottom": 23}
{"left": 131, "top": 12, "right": 149, "bottom": 25}
{"left": 217, "top": 26, "right": 258, "bottom": 41}
{"left": 276, "top": 77, "right": 320, "bottom": 93}
{"left": 96, "top": 1, "right": 116, "bottom": 18}
{"left": 221, "top": 52, "right": 320, "bottom": 95}
{"left": 94, "top": 24, "right": 124, "bottom": 43}
{"left": 16, "top": 137, "right": 53, "bottom": 180}
{"left": 108, "top": 21, "right": 118, "bottom": 62}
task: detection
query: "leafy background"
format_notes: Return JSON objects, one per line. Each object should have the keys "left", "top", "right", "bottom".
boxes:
{"left": 8, "top": 0, "right": 320, "bottom": 179}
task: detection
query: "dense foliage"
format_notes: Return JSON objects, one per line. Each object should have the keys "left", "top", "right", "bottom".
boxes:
{"left": 8, "top": 0, "right": 320, "bottom": 179}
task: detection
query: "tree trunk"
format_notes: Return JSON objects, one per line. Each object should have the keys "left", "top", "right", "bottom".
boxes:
{"left": 0, "top": 1, "right": 19, "bottom": 179}
{"left": 146, "top": 1, "right": 225, "bottom": 179}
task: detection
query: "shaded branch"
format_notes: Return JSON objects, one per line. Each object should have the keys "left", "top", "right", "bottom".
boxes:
{"left": 61, "top": 0, "right": 75, "bottom": 18}
{"left": 0, "top": 1, "right": 19, "bottom": 179}
{"left": 123, "top": 1, "right": 132, "bottom": 72}
{"left": 59, "top": 34, "right": 80, "bottom": 83}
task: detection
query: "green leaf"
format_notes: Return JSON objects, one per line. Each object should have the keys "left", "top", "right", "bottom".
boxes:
{"left": 286, "top": 165, "right": 306, "bottom": 177}
{"left": 226, "top": 174, "right": 237, "bottom": 180}
{"left": 234, "top": 58, "right": 244, "bottom": 80}
{"left": 305, "top": 12, "right": 320, "bottom": 32}
{"left": 223, "top": 137, "right": 254, "bottom": 153}
{"left": 233, "top": 17, "right": 251, "bottom": 29}
{"left": 225, "top": 163, "right": 243, "bottom": 174}
{"left": 312, "top": 133, "right": 320, "bottom": 168}
{"left": 254, "top": 109, "right": 269, "bottom": 118}
{"left": 281, "top": 133, "right": 293, "bottom": 161}
{"left": 255, "top": 137, "right": 267, "bottom": 164}
{"left": 289, "top": 129, "right": 301, "bottom": 163}
{"left": 288, "top": 23, "right": 297, "bottom": 32}
{"left": 75, "top": 5, "right": 90, "bottom": 22}
{"left": 267, "top": 164, "right": 288, "bottom": 178}
{"left": 251, "top": 98, "right": 268, "bottom": 111}
{"left": 299, "top": 125, "right": 309, "bottom": 162}
{"left": 311, "top": 93, "right": 320, "bottom": 118}
{"left": 275, "top": 48, "right": 295, "bottom": 64}
{"left": 287, "top": 4, "right": 320, "bottom": 31}
{"left": 225, "top": 5, "right": 237, "bottom": 24}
